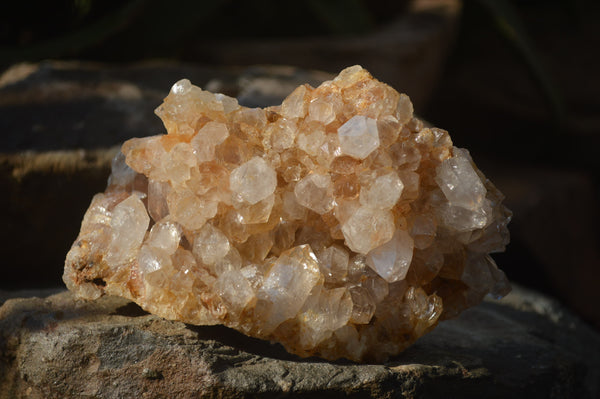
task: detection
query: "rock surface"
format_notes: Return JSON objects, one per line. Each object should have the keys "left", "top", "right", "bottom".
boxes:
{"left": 0, "top": 284, "right": 598, "bottom": 398}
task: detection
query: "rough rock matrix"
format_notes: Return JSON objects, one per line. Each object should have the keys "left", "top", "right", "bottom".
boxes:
{"left": 64, "top": 66, "right": 511, "bottom": 362}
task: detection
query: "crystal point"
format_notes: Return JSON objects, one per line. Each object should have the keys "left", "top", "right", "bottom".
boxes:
{"left": 230, "top": 156, "right": 277, "bottom": 205}
{"left": 338, "top": 115, "right": 380, "bottom": 160}
{"left": 366, "top": 230, "right": 414, "bottom": 282}
{"left": 294, "top": 173, "right": 335, "bottom": 215}
{"left": 105, "top": 194, "right": 149, "bottom": 268}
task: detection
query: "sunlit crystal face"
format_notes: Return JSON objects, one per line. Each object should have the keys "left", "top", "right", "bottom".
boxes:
{"left": 294, "top": 173, "right": 334, "bottom": 215}
{"left": 360, "top": 171, "right": 404, "bottom": 210}
{"left": 341, "top": 206, "right": 395, "bottom": 254}
{"left": 366, "top": 230, "right": 414, "bottom": 283}
{"left": 230, "top": 157, "right": 277, "bottom": 205}
{"left": 337, "top": 115, "right": 380, "bottom": 160}
{"left": 64, "top": 65, "right": 511, "bottom": 363}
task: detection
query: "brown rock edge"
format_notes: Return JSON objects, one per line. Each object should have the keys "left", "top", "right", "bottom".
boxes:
{"left": 1, "top": 285, "right": 598, "bottom": 398}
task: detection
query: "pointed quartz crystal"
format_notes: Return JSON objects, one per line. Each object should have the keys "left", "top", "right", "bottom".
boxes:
{"left": 341, "top": 206, "right": 395, "bottom": 254}
{"left": 105, "top": 194, "right": 149, "bottom": 268}
{"left": 337, "top": 115, "right": 380, "bottom": 160}
{"left": 190, "top": 121, "right": 229, "bottom": 163}
{"left": 366, "top": 230, "right": 414, "bottom": 282}
{"left": 192, "top": 223, "right": 231, "bottom": 266}
{"left": 294, "top": 173, "right": 335, "bottom": 215}
{"left": 435, "top": 149, "right": 486, "bottom": 211}
{"left": 360, "top": 170, "right": 404, "bottom": 210}
{"left": 230, "top": 156, "right": 277, "bottom": 205}
{"left": 214, "top": 269, "right": 255, "bottom": 314}
{"left": 297, "top": 286, "right": 353, "bottom": 349}
{"left": 257, "top": 245, "right": 321, "bottom": 333}
{"left": 318, "top": 245, "right": 350, "bottom": 283}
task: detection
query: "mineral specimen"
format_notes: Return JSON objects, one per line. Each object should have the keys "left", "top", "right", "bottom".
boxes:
{"left": 64, "top": 66, "right": 511, "bottom": 362}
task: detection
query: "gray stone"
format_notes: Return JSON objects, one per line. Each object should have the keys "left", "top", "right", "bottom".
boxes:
{"left": 1, "top": 285, "right": 598, "bottom": 398}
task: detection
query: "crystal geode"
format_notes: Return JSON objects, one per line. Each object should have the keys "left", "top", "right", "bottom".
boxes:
{"left": 64, "top": 66, "right": 511, "bottom": 362}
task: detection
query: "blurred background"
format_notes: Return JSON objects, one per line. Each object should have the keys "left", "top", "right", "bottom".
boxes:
{"left": 1, "top": 0, "right": 599, "bottom": 329}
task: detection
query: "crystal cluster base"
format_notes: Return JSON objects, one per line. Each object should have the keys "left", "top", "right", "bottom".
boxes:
{"left": 64, "top": 66, "right": 511, "bottom": 362}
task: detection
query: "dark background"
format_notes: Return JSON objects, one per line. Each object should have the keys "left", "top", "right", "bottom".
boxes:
{"left": 1, "top": 0, "right": 599, "bottom": 329}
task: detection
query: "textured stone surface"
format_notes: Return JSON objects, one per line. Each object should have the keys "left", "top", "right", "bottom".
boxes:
{"left": 63, "top": 65, "right": 511, "bottom": 362}
{"left": 1, "top": 285, "right": 598, "bottom": 399}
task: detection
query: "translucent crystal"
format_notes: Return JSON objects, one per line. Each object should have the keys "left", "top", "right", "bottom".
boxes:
{"left": 235, "top": 193, "right": 275, "bottom": 224}
{"left": 167, "top": 189, "right": 217, "bottom": 230}
{"left": 64, "top": 65, "right": 511, "bottom": 363}
{"left": 211, "top": 246, "right": 242, "bottom": 276}
{"left": 138, "top": 243, "right": 172, "bottom": 275}
{"left": 410, "top": 214, "right": 437, "bottom": 249}
{"left": 395, "top": 94, "right": 414, "bottom": 124}
{"left": 360, "top": 170, "right": 403, "bottom": 210}
{"left": 161, "top": 142, "right": 196, "bottom": 185}
{"left": 333, "top": 65, "right": 371, "bottom": 88}
{"left": 192, "top": 223, "right": 230, "bottom": 266}
{"left": 215, "top": 93, "right": 240, "bottom": 113}
{"left": 257, "top": 245, "right": 321, "bottom": 333}
{"left": 366, "top": 230, "right": 414, "bottom": 282}
{"left": 105, "top": 194, "right": 149, "bottom": 267}
{"left": 107, "top": 151, "right": 136, "bottom": 188}
{"left": 338, "top": 115, "right": 380, "bottom": 160}
{"left": 308, "top": 98, "right": 336, "bottom": 125}
{"left": 341, "top": 206, "right": 395, "bottom": 254}
{"left": 281, "top": 85, "right": 309, "bottom": 119}
{"left": 438, "top": 200, "right": 493, "bottom": 232}
{"left": 348, "top": 285, "right": 376, "bottom": 324}
{"left": 297, "top": 286, "right": 353, "bottom": 349}
{"left": 294, "top": 173, "right": 335, "bottom": 215}
{"left": 435, "top": 149, "right": 486, "bottom": 211}
{"left": 146, "top": 220, "right": 181, "bottom": 255}
{"left": 317, "top": 245, "right": 349, "bottom": 283}
{"left": 296, "top": 124, "right": 325, "bottom": 156}
{"left": 230, "top": 157, "right": 277, "bottom": 205}
{"left": 214, "top": 269, "right": 255, "bottom": 314}
{"left": 282, "top": 190, "right": 307, "bottom": 220}
{"left": 147, "top": 180, "right": 170, "bottom": 222}
{"left": 264, "top": 118, "right": 297, "bottom": 151}
{"left": 190, "top": 121, "right": 229, "bottom": 163}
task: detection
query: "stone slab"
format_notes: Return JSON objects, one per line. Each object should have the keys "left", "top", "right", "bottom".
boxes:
{"left": 1, "top": 285, "right": 598, "bottom": 398}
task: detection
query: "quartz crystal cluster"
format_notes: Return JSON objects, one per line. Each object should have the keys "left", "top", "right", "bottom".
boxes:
{"left": 64, "top": 66, "right": 511, "bottom": 362}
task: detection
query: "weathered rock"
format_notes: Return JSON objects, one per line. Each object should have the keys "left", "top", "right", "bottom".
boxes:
{"left": 1, "top": 285, "right": 598, "bottom": 398}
